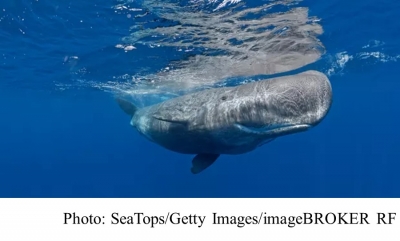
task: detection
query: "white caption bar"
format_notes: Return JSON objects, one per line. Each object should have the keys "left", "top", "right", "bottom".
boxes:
{"left": 0, "top": 199, "right": 398, "bottom": 240}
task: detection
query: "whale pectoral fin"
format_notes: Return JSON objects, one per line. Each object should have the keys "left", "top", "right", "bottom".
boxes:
{"left": 116, "top": 98, "right": 137, "bottom": 116}
{"left": 191, "top": 154, "right": 220, "bottom": 174}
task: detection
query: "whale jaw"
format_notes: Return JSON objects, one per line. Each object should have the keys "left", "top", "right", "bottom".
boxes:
{"left": 234, "top": 123, "right": 312, "bottom": 137}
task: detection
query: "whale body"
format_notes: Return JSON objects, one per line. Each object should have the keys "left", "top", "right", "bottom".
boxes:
{"left": 117, "top": 70, "right": 332, "bottom": 174}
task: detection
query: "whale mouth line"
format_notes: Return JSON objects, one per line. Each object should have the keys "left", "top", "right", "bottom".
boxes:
{"left": 234, "top": 123, "right": 311, "bottom": 136}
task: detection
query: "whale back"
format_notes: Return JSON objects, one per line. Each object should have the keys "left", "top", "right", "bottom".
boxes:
{"left": 143, "top": 70, "right": 332, "bottom": 132}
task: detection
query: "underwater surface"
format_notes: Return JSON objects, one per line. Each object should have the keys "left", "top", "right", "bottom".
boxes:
{"left": 1, "top": 0, "right": 400, "bottom": 197}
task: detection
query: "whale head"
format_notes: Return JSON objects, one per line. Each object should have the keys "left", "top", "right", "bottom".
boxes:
{"left": 228, "top": 70, "right": 332, "bottom": 138}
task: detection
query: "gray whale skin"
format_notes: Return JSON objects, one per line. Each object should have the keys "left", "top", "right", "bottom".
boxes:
{"left": 117, "top": 70, "right": 332, "bottom": 174}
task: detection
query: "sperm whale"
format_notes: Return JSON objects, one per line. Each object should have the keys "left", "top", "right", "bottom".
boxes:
{"left": 117, "top": 70, "right": 332, "bottom": 174}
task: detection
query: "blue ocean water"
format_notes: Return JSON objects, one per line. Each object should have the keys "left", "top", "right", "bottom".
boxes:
{"left": 1, "top": 0, "right": 399, "bottom": 197}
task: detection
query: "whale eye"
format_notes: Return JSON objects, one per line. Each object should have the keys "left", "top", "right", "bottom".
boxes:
{"left": 221, "top": 96, "right": 227, "bottom": 101}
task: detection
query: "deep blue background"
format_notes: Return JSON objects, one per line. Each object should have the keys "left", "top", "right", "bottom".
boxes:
{"left": 1, "top": 0, "right": 400, "bottom": 197}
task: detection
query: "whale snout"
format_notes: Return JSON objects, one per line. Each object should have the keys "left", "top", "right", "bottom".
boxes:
{"left": 299, "top": 70, "right": 332, "bottom": 126}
